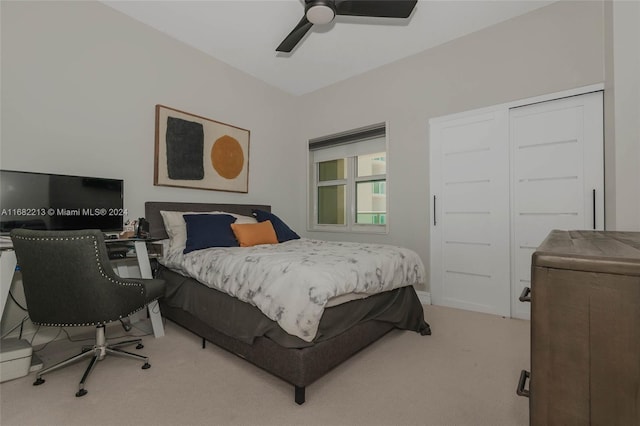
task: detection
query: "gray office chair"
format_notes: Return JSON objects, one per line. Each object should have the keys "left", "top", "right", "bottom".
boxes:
{"left": 10, "top": 229, "right": 166, "bottom": 397}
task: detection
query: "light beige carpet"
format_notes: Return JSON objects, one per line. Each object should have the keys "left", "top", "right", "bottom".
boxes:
{"left": 0, "top": 305, "right": 530, "bottom": 426}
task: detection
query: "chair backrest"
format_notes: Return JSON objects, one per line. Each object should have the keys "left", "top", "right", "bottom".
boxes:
{"left": 10, "top": 229, "right": 146, "bottom": 327}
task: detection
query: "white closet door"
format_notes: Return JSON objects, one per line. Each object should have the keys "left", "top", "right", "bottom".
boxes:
{"left": 430, "top": 110, "right": 511, "bottom": 316}
{"left": 510, "top": 91, "right": 604, "bottom": 320}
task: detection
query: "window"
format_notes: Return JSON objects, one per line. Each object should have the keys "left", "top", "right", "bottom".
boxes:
{"left": 309, "top": 123, "right": 387, "bottom": 233}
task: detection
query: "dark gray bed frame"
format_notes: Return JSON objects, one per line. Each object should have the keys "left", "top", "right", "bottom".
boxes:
{"left": 145, "top": 201, "right": 396, "bottom": 404}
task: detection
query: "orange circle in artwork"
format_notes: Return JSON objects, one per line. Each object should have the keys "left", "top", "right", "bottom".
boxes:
{"left": 211, "top": 135, "right": 244, "bottom": 180}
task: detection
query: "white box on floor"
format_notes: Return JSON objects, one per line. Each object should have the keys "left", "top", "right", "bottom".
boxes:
{"left": 0, "top": 338, "right": 33, "bottom": 382}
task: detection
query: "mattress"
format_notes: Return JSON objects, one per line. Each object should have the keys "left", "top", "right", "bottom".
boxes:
{"left": 157, "top": 265, "right": 430, "bottom": 349}
{"left": 160, "top": 237, "right": 426, "bottom": 342}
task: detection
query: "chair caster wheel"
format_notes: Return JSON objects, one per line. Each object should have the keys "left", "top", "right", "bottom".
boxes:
{"left": 33, "top": 378, "right": 45, "bottom": 386}
{"left": 136, "top": 343, "right": 144, "bottom": 349}
{"left": 142, "top": 362, "right": 151, "bottom": 369}
{"left": 76, "top": 389, "right": 88, "bottom": 397}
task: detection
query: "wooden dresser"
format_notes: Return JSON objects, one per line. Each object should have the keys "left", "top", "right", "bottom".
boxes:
{"left": 518, "top": 230, "right": 640, "bottom": 425}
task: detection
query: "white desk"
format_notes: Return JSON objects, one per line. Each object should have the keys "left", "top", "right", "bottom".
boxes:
{"left": 0, "top": 248, "right": 17, "bottom": 321}
{"left": 107, "top": 239, "right": 165, "bottom": 338}
{"left": 0, "top": 248, "right": 37, "bottom": 382}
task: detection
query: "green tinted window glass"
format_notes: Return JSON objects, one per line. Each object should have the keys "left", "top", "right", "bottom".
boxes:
{"left": 318, "top": 159, "right": 346, "bottom": 181}
{"left": 318, "top": 185, "right": 346, "bottom": 225}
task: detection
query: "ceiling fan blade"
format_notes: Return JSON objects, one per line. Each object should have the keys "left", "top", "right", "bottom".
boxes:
{"left": 335, "top": 0, "right": 417, "bottom": 18}
{"left": 276, "top": 16, "right": 314, "bottom": 53}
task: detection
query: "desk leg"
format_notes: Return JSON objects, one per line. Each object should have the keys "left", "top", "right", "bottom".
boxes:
{"left": 134, "top": 241, "right": 165, "bottom": 338}
{"left": 1, "top": 250, "right": 17, "bottom": 321}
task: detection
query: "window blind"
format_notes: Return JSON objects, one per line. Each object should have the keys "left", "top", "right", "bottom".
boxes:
{"left": 308, "top": 123, "right": 386, "bottom": 151}
{"left": 309, "top": 123, "right": 386, "bottom": 162}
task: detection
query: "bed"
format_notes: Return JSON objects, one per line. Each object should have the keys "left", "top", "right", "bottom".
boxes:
{"left": 145, "top": 201, "right": 430, "bottom": 404}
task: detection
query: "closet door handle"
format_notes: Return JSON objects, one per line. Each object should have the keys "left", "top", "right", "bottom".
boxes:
{"left": 592, "top": 189, "right": 596, "bottom": 229}
{"left": 519, "top": 287, "right": 531, "bottom": 303}
{"left": 433, "top": 196, "right": 437, "bottom": 226}
{"left": 517, "top": 370, "right": 530, "bottom": 398}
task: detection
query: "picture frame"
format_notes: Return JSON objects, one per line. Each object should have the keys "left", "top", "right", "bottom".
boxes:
{"left": 154, "top": 105, "right": 250, "bottom": 193}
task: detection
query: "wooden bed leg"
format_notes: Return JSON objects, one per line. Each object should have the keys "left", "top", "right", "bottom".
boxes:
{"left": 294, "top": 386, "right": 305, "bottom": 405}
{"left": 202, "top": 338, "right": 206, "bottom": 349}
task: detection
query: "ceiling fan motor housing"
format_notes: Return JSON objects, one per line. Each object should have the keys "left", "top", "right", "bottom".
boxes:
{"left": 306, "top": 0, "right": 336, "bottom": 25}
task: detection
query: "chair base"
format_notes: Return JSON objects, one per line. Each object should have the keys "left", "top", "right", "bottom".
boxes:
{"left": 33, "top": 324, "right": 150, "bottom": 397}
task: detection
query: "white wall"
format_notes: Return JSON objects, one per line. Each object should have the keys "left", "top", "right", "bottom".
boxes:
{"left": 296, "top": 1, "right": 606, "bottom": 290}
{"left": 0, "top": 0, "right": 300, "bottom": 341}
{"left": 605, "top": 0, "right": 640, "bottom": 231}
{"left": 0, "top": 1, "right": 300, "bottom": 224}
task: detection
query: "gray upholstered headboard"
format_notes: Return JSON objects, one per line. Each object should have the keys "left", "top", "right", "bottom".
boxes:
{"left": 144, "top": 202, "right": 271, "bottom": 240}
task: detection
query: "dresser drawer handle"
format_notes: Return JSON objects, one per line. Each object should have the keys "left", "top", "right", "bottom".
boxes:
{"left": 519, "top": 287, "right": 531, "bottom": 303}
{"left": 517, "top": 370, "right": 530, "bottom": 398}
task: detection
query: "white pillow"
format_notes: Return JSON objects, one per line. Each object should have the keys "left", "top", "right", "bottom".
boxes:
{"left": 160, "top": 210, "right": 256, "bottom": 253}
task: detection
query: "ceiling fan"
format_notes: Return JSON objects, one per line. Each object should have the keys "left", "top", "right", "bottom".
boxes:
{"left": 276, "top": 0, "right": 418, "bottom": 53}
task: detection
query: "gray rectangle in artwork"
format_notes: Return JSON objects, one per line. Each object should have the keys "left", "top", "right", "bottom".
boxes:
{"left": 165, "top": 117, "right": 204, "bottom": 180}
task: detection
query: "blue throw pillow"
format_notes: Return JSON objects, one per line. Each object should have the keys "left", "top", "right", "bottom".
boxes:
{"left": 183, "top": 214, "right": 238, "bottom": 254}
{"left": 251, "top": 209, "right": 300, "bottom": 243}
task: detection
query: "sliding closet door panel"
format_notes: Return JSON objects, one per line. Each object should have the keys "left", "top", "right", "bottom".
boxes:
{"left": 510, "top": 91, "right": 604, "bottom": 319}
{"left": 444, "top": 213, "right": 492, "bottom": 242}
{"left": 430, "top": 110, "right": 511, "bottom": 316}
{"left": 518, "top": 180, "right": 583, "bottom": 213}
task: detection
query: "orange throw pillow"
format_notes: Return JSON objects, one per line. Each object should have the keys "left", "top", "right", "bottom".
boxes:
{"left": 231, "top": 220, "right": 278, "bottom": 247}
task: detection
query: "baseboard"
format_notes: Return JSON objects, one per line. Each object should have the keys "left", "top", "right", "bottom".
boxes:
{"left": 416, "top": 291, "right": 431, "bottom": 305}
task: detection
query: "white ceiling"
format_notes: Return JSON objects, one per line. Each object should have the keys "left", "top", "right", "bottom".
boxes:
{"left": 102, "top": 0, "right": 554, "bottom": 96}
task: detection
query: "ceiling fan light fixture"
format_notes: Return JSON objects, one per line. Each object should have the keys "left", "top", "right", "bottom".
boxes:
{"left": 306, "top": 4, "right": 335, "bottom": 25}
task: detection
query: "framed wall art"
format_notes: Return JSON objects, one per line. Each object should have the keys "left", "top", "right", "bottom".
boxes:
{"left": 154, "top": 105, "right": 250, "bottom": 193}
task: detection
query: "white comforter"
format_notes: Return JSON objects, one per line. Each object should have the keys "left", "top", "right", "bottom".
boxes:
{"left": 160, "top": 238, "right": 425, "bottom": 342}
